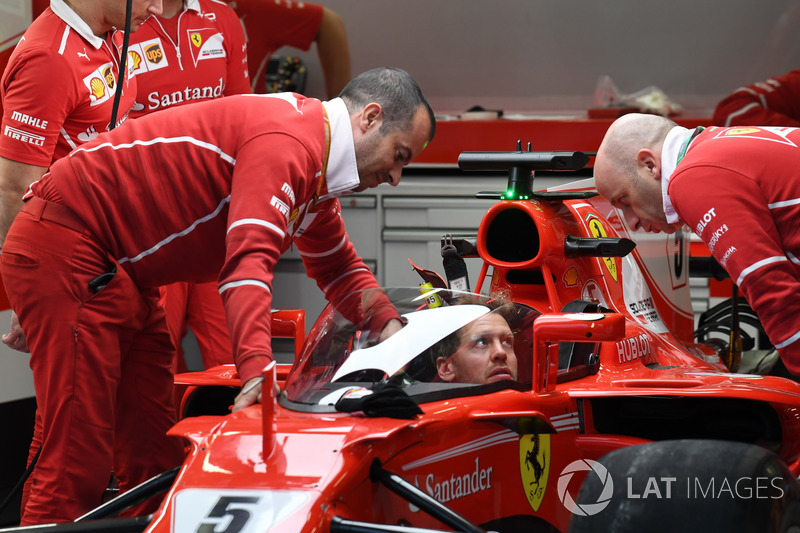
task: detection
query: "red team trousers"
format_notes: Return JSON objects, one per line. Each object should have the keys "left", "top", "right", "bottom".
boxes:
{"left": 159, "top": 281, "right": 233, "bottom": 372}
{"left": 0, "top": 198, "right": 184, "bottom": 524}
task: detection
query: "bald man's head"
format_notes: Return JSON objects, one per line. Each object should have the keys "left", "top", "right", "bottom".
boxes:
{"left": 594, "top": 113, "right": 683, "bottom": 233}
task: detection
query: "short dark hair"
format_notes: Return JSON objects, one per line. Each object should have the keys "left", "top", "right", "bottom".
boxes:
{"left": 339, "top": 67, "right": 436, "bottom": 142}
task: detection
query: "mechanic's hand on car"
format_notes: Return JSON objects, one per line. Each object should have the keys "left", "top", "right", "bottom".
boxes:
{"left": 2, "top": 311, "right": 29, "bottom": 353}
{"left": 232, "top": 376, "right": 280, "bottom": 412}
{"left": 378, "top": 318, "right": 404, "bottom": 343}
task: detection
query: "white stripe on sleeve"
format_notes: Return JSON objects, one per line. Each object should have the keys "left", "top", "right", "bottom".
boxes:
{"left": 736, "top": 256, "right": 788, "bottom": 286}
{"left": 219, "top": 279, "right": 272, "bottom": 294}
{"left": 74, "top": 136, "right": 236, "bottom": 165}
{"left": 775, "top": 329, "right": 800, "bottom": 350}
{"left": 228, "top": 218, "right": 285, "bottom": 238}
{"left": 724, "top": 102, "right": 761, "bottom": 127}
{"left": 321, "top": 267, "right": 372, "bottom": 293}
{"left": 299, "top": 235, "right": 347, "bottom": 258}
{"left": 768, "top": 198, "right": 800, "bottom": 209}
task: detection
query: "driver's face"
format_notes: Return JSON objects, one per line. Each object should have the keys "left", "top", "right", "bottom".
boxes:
{"left": 438, "top": 313, "right": 517, "bottom": 384}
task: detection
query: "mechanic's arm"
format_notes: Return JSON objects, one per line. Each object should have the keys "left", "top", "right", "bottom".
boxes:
{"left": 670, "top": 168, "right": 800, "bottom": 371}
{"left": 712, "top": 71, "right": 800, "bottom": 127}
{"left": 315, "top": 7, "right": 351, "bottom": 99}
{"left": 295, "top": 198, "right": 402, "bottom": 332}
{"left": 380, "top": 318, "right": 404, "bottom": 341}
{"left": 0, "top": 156, "right": 46, "bottom": 246}
{"left": 0, "top": 158, "right": 45, "bottom": 353}
{"left": 713, "top": 92, "right": 800, "bottom": 127}
{"left": 233, "top": 376, "right": 273, "bottom": 412}
{"left": 2, "top": 311, "right": 28, "bottom": 353}
{"left": 224, "top": 135, "right": 314, "bottom": 411}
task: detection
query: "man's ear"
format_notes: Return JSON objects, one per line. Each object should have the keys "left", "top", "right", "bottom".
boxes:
{"left": 359, "top": 102, "right": 383, "bottom": 133}
{"left": 436, "top": 357, "right": 455, "bottom": 382}
{"left": 636, "top": 148, "right": 661, "bottom": 179}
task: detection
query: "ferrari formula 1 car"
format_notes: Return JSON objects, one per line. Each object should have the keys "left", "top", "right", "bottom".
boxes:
{"left": 6, "top": 149, "right": 800, "bottom": 533}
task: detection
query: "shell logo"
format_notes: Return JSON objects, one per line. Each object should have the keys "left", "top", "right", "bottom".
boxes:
{"left": 563, "top": 267, "right": 580, "bottom": 288}
{"left": 191, "top": 33, "right": 203, "bottom": 47}
{"left": 129, "top": 50, "right": 142, "bottom": 70}
{"left": 90, "top": 77, "right": 106, "bottom": 99}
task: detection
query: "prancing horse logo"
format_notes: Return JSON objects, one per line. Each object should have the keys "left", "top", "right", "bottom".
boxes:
{"left": 519, "top": 434, "right": 550, "bottom": 512}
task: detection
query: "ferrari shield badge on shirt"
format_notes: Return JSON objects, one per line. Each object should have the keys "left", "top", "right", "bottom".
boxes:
{"left": 187, "top": 30, "right": 226, "bottom": 66}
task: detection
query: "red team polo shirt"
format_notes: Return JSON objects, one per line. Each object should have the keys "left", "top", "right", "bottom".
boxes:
{"left": 29, "top": 94, "right": 391, "bottom": 384}
{"left": 129, "top": 0, "right": 250, "bottom": 118}
{"left": 713, "top": 70, "right": 800, "bottom": 127}
{"left": 0, "top": 1, "right": 135, "bottom": 167}
{"left": 228, "top": 0, "right": 323, "bottom": 94}
{"left": 665, "top": 126, "right": 800, "bottom": 371}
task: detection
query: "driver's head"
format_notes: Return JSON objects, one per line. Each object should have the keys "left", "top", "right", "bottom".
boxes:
{"left": 431, "top": 297, "right": 518, "bottom": 384}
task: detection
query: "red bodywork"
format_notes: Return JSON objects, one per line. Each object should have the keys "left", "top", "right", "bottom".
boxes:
{"left": 143, "top": 154, "right": 800, "bottom": 533}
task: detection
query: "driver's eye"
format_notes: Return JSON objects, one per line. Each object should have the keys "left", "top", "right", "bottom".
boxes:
{"left": 469, "top": 337, "right": 489, "bottom": 349}
{"left": 471, "top": 334, "right": 513, "bottom": 349}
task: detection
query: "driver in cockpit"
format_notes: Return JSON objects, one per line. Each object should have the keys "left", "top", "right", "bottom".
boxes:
{"left": 428, "top": 298, "right": 519, "bottom": 384}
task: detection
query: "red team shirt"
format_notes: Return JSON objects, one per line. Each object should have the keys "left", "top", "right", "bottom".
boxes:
{"left": 0, "top": 1, "right": 135, "bottom": 167}
{"left": 663, "top": 126, "right": 800, "bottom": 371}
{"left": 713, "top": 70, "right": 800, "bottom": 127}
{"left": 128, "top": 0, "right": 251, "bottom": 371}
{"left": 228, "top": 0, "right": 323, "bottom": 94}
{"left": 129, "top": 0, "right": 250, "bottom": 118}
{"left": 28, "top": 94, "right": 391, "bottom": 384}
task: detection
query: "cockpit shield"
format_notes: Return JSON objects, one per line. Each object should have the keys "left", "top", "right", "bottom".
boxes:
{"left": 281, "top": 288, "right": 540, "bottom": 412}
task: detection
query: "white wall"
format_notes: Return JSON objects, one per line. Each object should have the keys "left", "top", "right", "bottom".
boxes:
{"left": 283, "top": 0, "right": 800, "bottom": 115}
{"left": 0, "top": 311, "right": 33, "bottom": 402}
{"left": 0, "top": 0, "right": 31, "bottom": 51}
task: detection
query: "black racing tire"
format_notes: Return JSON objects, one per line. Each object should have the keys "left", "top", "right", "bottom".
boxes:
{"left": 568, "top": 439, "right": 800, "bottom": 533}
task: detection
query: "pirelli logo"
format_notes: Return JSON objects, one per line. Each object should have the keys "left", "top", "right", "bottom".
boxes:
{"left": 4, "top": 125, "right": 45, "bottom": 146}
{"left": 270, "top": 196, "right": 290, "bottom": 218}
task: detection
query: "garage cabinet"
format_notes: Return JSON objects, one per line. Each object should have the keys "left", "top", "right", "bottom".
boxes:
{"left": 382, "top": 196, "right": 493, "bottom": 290}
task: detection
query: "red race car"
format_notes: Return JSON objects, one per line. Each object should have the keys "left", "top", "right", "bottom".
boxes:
{"left": 10, "top": 149, "right": 800, "bottom": 533}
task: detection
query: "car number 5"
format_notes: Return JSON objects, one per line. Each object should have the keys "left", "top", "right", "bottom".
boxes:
{"left": 196, "top": 496, "right": 260, "bottom": 533}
